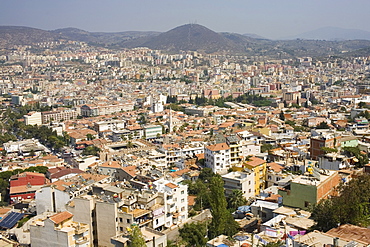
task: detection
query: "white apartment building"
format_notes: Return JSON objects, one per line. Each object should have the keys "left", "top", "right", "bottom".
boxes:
{"left": 204, "top": 142, "right": 230, "bottom": 174}
{"left": 24, "top": 111, "right": 42, "bottom": 125}
{"left": 94, "top": 119, "right": 126, "bottom": 132}
{"left": 153, "top": 178, "right": 188, "bottom": 227}
{"left": 222, "top": 171, "right": 255, "bottom": 200}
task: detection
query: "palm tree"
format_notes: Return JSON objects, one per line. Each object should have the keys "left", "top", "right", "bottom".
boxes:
{"left": 227, "top": 190, "right": 247, "bottom": 211}
{"left": 127, "top": 141, "right": 134, "bottom": 148}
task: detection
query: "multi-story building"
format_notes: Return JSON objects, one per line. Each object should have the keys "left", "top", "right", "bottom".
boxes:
{"left": 242, "top": 156, "right": 267, "bottom": 195}
{"left": 153, "top": 179, "right": 188, "bottom": 227}
{"left": 158, "top": 142, "right": 204, "bottom": 166}
{"left": 24, "top": 111, "right": 42, "bottom": 125}
{"left": 222, "top": 171, "right": 255, "bottom": 199}
{"left": 278, "top": 169, "right": 340, "bottom": 209}
{"left": 310, "top": 133, "right": 341, "bottom": 160}
{"left": 143, "top": 125, "right": 162, "bottom": 139}
{"left": 226, "top": 135, "right": 242, "bottom": 166}
{"left": 30, "top": 211, "right": 90, "bottom": 247}
{"left": 204, "top": 142, "right": 231, "bottom": 174}
{"left": 80, "top": 103, "right": 134, "bottom": 117}
{"left": 67, "top": 181, "right": 187, "bottom": 247}
{"left": 184, "top": 105, "right": 217, "bottom": 117}
{"left": 41, "top": 108, "right": 79, "bottom": 124}
{"left": 94, "top": 119, "right": 126, "bottom": 132}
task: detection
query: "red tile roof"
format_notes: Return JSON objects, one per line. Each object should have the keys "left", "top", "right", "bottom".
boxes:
{"left": 49, "top": 211, "right": 73, "bottom": 224}
{"left": 165, "top": 183, "right": 178, "bottom": 189}
{"left": 206, "top": 142, "right": 229, "bottom": 152}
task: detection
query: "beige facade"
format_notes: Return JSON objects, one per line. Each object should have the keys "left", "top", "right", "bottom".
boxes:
{"left": 30, "top": 211, "right": 90, "bottom": 247}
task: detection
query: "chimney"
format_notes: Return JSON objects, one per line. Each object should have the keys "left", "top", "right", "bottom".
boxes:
{"left": 333, "top": 237, "right": 339, "bottom": 247}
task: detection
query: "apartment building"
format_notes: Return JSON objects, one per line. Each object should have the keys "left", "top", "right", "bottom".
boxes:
{"left": 242, "top": 156, "right": 267, "bottom": 195}
{"left": 222, "top": 171, "right": 255, "bottom": 199}
{"left": 278, "top": 169, "right": 340, "bottom": 209}
{"left": 80, "top": 103, "right": 134, "bottom": 117}
{"left": 30, "top": 211, "right": 90, "bottom": 247}
{"left": 204, "top": 142, "right": 231, "bottom": 174}
{"left": 41, "top": 108, "right": 78, "bottom": 124}
{"left": 24, "top": 111, "right": 42, "bottom": 125}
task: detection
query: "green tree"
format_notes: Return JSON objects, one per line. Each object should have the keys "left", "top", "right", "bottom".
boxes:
{"left": 86, "top": 133, "right": 94, "bottom": 140}
{"left": 311, "top": 174, "right": 370, "bottom": 231}
{"left": 227, "top": 190, "right": 247, "bottom": 211}
{"left": 179, "top": 222, "right": 208, "bottom": 247}
{"left": 199, "top": 168, "right": 216, "bottom": 183}
{"left": 208, "top": 176, "right": 238, "bottom": 238}
{"left": 82, "top": 145, "right": 101, "bottom": 156}
{"left": 279, "top": 111, "right": 285, "bottom": 121}
{"left": 128, "top": 225, "right": 146, "bottom": 247}
{"left": 358, "top": 102, "right": 367, "bottom": 108}
{"left": 320, "top": 147, "right": 338, "bottom": 154}
{"left": 343, "top": 146, "right": 369, "bottom": 168}
{"left": 127, "top": 141, "right": 134, "bottom": 148}
{"left": 261, "top": 144, "right": 274, "bottom": 153}
{"left": 316, "top": 121, "right": 330, "bottom": 129}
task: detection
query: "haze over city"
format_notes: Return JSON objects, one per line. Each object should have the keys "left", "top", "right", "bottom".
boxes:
{"left": 1, "top": 0, "right": 370, "bottom": 39}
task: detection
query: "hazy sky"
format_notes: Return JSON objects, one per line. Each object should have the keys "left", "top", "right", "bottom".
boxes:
{"left": 1, "top": 0, "right": 369, "bottom": 39}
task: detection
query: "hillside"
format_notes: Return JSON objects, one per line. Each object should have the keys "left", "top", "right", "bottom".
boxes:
{"left": 1, "top": 25, "right": 370, "bottom": 58}
{"left": 0, "top": 26, "right": 62, "bottom": 47}
{"left": 136, "top": 24, "right": 247, "bottom": 53}
{"left": 53, "top": 28, "right": 160, "bottom": 46}
{"left": 283, "top": 27, "right": 370, "bottom": 41}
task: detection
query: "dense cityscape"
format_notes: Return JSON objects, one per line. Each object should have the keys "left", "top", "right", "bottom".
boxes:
{"left": 1, "top": 22, "right": 370, "bottom": 247}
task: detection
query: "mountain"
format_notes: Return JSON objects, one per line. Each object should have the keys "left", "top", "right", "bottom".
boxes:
{"left": 282, "top": 27, "right": 370, "bottom": 41}
{"left": 243, "top": 33, "right": 267, "bottom": 40}
{"left": 52, "top": 28, "right": 160, "bottom": 46}
{"left": 0, "top": 26, "right": 62, "bottom": 47}
{"left": 1, "top": 25, "right": 370, "bottom": 58}
{"left": 132, "top": 24, "right": 247, "bottom": 53}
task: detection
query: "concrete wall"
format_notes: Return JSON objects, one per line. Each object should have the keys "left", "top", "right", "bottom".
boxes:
{"left": 96, "top": 201, "right": 118, "bottom": 247}
{"left": 30, "top": 219, "right": 69, "bottom": 247}
{"left": 279, "top": 182, "right": 317, "bottom": 209}
{"left": 68, "top": 197, "right": 96, "bottom": 245}
{"left": 36, "top": 187, "right": 70, "bottom": 214}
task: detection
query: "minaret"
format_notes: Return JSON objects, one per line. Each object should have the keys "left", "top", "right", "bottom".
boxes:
{"left": 168, "top": 108, "right": 173, "bottom": 133}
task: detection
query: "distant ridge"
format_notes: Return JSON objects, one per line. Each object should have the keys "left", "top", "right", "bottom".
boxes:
{"left": 0, "top": 26, "right": 61, "bottom": 47}
{"left": 1, "top": 25, "right": 370, "bottom": 57}
{"left": 135, "top": 24, "right": 247, "bottom": 53}
{"left": 282, "top": 26, "right": 370, "bottom": 41}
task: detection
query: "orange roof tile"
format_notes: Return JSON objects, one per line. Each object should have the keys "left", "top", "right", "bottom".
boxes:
{"left": 165, "top": 183, "right": 178, "bottom": 189}
{"left": 49, "top": 211, "right": 73, "bottom": 224}
{"left": 206, "top": 142, "right": 229, "bottom": 152}
{"left": 245, "top": 156, "right": 266, "bottom": 167}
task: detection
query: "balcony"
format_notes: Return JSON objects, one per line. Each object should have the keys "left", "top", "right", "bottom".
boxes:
{"left": 75, "top": 237, "right": 89, "bottom": 245}
{"left": 167, "top": 204, "right": 176, "bottom": 213}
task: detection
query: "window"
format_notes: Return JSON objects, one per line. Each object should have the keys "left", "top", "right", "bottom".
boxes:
{"left": 119, "top": 218, "right": 123, "bottom": 223}
{"left": 304, "top": 201, "right": 310, "bottom": 207}
{"left": 181, "top": 207, "right": 185, "bottom": 212}
{"left": 181, "top": 190, "right": 184, "bottom": 195}
{"left": 120, "top": 227, "right": 123, "bottom": 232}
{"left": 181, "top": 198, "right": 184, "bottom": 203}
{"left": 127, "top": 219, "right": 130, "bottom": 224}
